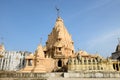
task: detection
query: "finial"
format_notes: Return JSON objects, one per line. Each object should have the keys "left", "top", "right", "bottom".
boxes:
{"left": 55, "top": 6, "right": 60, "bottom": 18}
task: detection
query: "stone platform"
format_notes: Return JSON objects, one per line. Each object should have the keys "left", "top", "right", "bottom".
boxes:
{"left": 0, "top": 71, "right": 120, "bottom": 80}
{"left": 0, "top": 78, "right": 120, "bottom": 80}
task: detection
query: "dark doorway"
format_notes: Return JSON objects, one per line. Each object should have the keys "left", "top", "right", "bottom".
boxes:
{"left": 116, "top": 64, "right": 119, "bottom": 71}
{"left": 113, "top": 64, "right": 115, "bottom": 70}
{"left": 58, "top": 59, "right": 62, "bottom": 67}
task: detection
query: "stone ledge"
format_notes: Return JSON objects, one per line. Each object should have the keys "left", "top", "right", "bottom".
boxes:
{"left": 64, "top": 72, "right": 120, "bottom": 78}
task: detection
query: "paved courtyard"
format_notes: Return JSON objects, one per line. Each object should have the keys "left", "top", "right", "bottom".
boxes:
{"left": 0, "top": 78, "right": 120, "bottom": 80}
{"left": 48, "top": 78, "right": 120, "bottom": 80}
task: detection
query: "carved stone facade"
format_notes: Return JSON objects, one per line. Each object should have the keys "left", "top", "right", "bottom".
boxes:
{"left": 68, "top": 50, "right": 116, "bottom": 72}
{"left": 44, "top": 17, "right": 75, "bottom": 71}
{"left": 21, "top": 44, "right": 55, "bottom": 73}
{"left": 21, "top": 16, "right": 120, "bottom": 73}
{"left": 1, "top": 16, "right": 120, "bottom": 73}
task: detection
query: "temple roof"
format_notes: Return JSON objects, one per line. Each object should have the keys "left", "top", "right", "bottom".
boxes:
{"left": 34, "top": 44, "right": 45, "bottom": 58}
{"left": 77, "top": 50, "right": 103, "bottom": 58}
{"left": 46, "top": 17, "right": 74, "bottom": 50}
{"left": 116, "top": 44, "right": 120, "bottom": 52}
{"left": 78, "top": 50, "right": 89, "bottom": 56}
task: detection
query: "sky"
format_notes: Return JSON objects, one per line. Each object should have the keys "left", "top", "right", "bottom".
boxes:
{"left": 0, "top": 0, "right": 120, "bottom": 57}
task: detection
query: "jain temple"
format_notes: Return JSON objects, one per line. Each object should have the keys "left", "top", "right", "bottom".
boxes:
{"left": 0, "top": 15, "right": 120, "bottom": 79}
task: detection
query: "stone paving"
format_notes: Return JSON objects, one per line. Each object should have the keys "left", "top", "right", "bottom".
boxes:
{"left": 0, "top": 78, "right": 120, "bottom": 80}
{"left": 48, "top": 78, "right": 120, "bottom": 80}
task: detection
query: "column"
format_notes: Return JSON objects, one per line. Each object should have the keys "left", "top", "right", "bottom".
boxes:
{"left": 26, "top": 59, "right": 28, "bottom": 66}
{"left": 119, "top": 63, "right": 120, "bottom": 71}
{"left": 0, "top": 58, "right": 3, "bottom": 70}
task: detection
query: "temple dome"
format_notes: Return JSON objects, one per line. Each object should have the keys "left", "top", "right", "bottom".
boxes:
{"left": 46, "top": 17, "right": 74, "bottom": 57}
{"left": 78, "top": 50, "right": 89, "bottom": 56}
{"left": 34, "top": 44, "right": 45, "bottom": 58}
{"left": 116, "top": 44, "right": 120, "bottom": 52}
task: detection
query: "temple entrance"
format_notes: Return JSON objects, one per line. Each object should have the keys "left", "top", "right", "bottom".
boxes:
{"left": 58, "top": 59, "right": 62, "bottom": 67}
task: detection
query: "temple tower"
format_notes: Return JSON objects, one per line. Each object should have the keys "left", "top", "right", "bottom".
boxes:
{"left": 34, "top": 44, "right": 45, "bottom": 66}
{"left": 45, "top": 16, "right": 74, "bottom": 69}
{"left": 112, "top": 38, "right": 120, "bottom": 60}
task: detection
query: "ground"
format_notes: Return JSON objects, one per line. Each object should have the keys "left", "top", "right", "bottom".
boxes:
{"left": 0, "top": 78, "right": 120, "bottom": 80}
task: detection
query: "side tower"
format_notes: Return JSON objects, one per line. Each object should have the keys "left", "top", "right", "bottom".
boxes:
{"left": 112, "top": 39, "right": 120, "bottom": 60}
{"left": 45, "top": 16, "right": 74, "bottom": 69}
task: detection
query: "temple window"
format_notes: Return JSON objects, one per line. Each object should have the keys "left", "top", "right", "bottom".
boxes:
{"left": 58, "top": 59, "right": 62, "bottom": 67}
{"left": 44, "top": 51, "right": 47, "bottom": 57}
{"left": 58, "top": 47, "right": 61, "bottom": 51}
{"left": 72, "top": 50, "right": 74, "bottom": 53}
{"left": 71, "top": 41, "right": 74, "bottom": 44}
{"left": 58, "top": 38, "right": 61, "bottom": 41}
{"left": 88, "top": 59, "right": 91, "bottom": 64}
{"left": 84, "top": 59, "right": 86, "bottom": 64}
{"left": 101, "top": 67, "right": 103, "bottom": 70}
{"left": 93, "top": 59, "right": 95, "bottom": 64}
{"left": 46, "top": 42, "right": 48, "bottom": 44}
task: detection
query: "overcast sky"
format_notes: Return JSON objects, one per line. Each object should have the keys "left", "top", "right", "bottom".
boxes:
{"left": 0, "top": 0, "right": 120, "bottom": 57}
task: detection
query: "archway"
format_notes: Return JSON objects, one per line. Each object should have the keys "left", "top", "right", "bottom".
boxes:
{"left": 58, "top": 59, "right": 62, "bottom": 67}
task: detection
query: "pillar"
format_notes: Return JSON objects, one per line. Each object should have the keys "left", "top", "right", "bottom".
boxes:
{"left": 26, "top": 59, "right": 28, "bottom": 66}
{"left": 119, "top": 63, "right": 120, "bottom": 71}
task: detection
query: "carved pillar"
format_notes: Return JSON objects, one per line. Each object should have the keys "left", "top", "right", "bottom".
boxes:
{"left": 91, "top": 58, "right": 93, "bottom": 70}
{"left": 26, "top": 59, "right": 28, "bottom": 66}
{"left": 117, "top": 62, "right": 119, "bottom": 71}
{"left": 119, "top": 63, "right": 120, "bottom": 71}
{"left": 86, "top": 58, "right": 88, "bottom": 70}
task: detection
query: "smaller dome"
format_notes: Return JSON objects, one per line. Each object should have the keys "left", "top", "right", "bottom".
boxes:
{"left": 78, "top": 50, "right": 89, "bottom": 56}
{"left": 116, "top": 44, "right": 120, "bottom": 52}
{"left": 34, "top": 44, "right": 45, "bottom": 58}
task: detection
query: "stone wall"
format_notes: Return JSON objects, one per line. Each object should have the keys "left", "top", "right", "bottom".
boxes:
{"left": 0, "top": 51, "right": 30, "bottom": 71}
